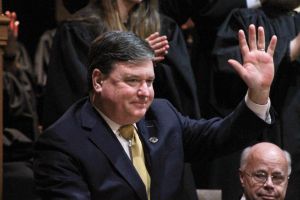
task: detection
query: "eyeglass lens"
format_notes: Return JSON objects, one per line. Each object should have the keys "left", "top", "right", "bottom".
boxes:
{"left": 247, "top": 171, "right": 287, "bottom": 185}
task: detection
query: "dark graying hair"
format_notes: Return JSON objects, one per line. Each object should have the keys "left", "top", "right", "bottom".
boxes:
{"left": 240, "top": 145, "right": 292, "bottom": 175}
{"left": 87, "top": 31, "right": 155, "bottom": 91}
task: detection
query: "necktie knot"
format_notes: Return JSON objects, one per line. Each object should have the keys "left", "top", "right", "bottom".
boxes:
{"left": 119, "top": 124, "right": 135, "bottom": 141}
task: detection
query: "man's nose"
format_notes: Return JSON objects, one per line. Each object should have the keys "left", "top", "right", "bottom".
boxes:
{"left": 264, "top": 176, "right": 275, "bottom": 188}
{"left": 138, "top": 82, "right": 151, "bottom": 96}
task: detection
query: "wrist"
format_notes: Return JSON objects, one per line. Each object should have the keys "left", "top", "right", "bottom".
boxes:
{"left": 248, "top": 88, "right": 270, "bottom": 105}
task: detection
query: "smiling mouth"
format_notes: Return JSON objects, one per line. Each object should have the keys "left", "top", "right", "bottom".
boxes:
{"left": 133, "top": 101, "right": 148, "bottom": 107}
{"left": 260, "top": 195, "right": 276, "bottom": 200}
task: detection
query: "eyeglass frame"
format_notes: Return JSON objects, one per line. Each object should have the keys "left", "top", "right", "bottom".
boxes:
{"left": 242, "top": 171, "right": 289, "bottom": 185}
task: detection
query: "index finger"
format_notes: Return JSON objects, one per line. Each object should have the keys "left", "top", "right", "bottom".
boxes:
{"left": 238, "top": 29, "right": 249, "bottom": 58}
{"left": 145, "top": 32, "right": 159, "bottom": 41}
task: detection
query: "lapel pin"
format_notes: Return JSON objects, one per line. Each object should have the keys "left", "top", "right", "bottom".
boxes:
{"left": 149, "top": 137, "right": 158, "bottom": 144}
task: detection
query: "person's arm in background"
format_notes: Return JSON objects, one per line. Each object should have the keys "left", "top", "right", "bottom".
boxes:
{"left": 3, "top": 11, "right": 19, "bottom": 72}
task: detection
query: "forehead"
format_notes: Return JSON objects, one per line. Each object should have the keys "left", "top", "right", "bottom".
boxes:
{"left": 247, "top": 149, "right": 288, "bottom": 173}
{"left": 112, "top": 60, "right": 154, "bottom": 73}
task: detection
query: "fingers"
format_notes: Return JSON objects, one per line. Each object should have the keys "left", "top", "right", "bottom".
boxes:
{"left": 152, "top": 39, "right": 169, "bottom": 51}
{"left": 5, "top": 10, "right": 19, "bottom": 37}
{"left": 238, "top": 29, "right": 249, "bottom": 58}
{"left": 147, "top": 34, "right": 168, "bottom": 49}
{"left": 14, "top": 21, "right": 19, "bottom": 37}
{"left": 247, "top": 24, "right": 266, "bottom": 51}
{"left": 5, "top": 10, "right": 12, "bottom": 18}
{"left": 153, "top": 46, "right": 169, "bottom": 62}
{"left": 153, "top": 56, "right": 165, "bottom": 62}
{"left": 267, "top": 35, "right": 277, "bottom": 56}
{"left": 248, "top": 24, "right": 257, "bottom": 50}
{"left": 11, "top": 11, "right": 17, "bottom": 21}
{"left": 241, "top": 24, "right": 276, "bottom": 55}
{"left": 145, "top": 32, "right": 160, "bottom": 42}
{"left": 155, "top": 46, "right": 169, "bottom": 55}
{"left": 146, "top": 32, "right": 169, "bottom": 61}
{"left": 146, "top": 32, "right": 166, "bottom": 45}
{"left": 181, "top": 18, "right": 194, "bottom": 30}
{"left": 257, "top": 26, "right": 265, "bottom": 50}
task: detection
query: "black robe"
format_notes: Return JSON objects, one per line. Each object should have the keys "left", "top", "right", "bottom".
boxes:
{"left": 159, "top": 0, "right": 248, "bottom": 118}
{"left": 42, "top": 14, "right": 201, "bottom": 128}
{"left": 211, "top": 7, "right": 300, "bottom": 200}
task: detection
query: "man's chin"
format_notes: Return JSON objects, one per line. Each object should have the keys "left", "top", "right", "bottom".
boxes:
{"left": 132, "top": 110, "right": 147, "bottom": 118}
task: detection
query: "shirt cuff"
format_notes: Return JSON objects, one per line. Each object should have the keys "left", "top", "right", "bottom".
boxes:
{"left": 246, "top": 0, "right": 261, "bottom": 8}
{"left": 245, "top": 92, "right": 271, "bottom": 124}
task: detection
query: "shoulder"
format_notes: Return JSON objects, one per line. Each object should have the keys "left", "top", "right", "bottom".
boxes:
{"left": 55, "top": 19, "right": 106, "bottom": 43}
{"left": 236, "top": 8, "right": 266, "bottom": 18}
{"left": 159, "top": 13, "right": 181, "bottom": 35}
{"left": 146, "top": 98, "right": 183, "bottom": 121}
{"left": 150, "top": 98, "right": 175, "bottom": 110}
{"left": 160, "top": 13, "right": 177, "bottom": 25}
{"left": 43, "top": 98, "right": 89, "bottom": 135}
{"left": 56, "top": 20, "right": 87, "bottom": 33}
{"left": 227, "top": 8, "right": 266, "bottom": 22}
{"left": 218, "top": 8, "right": 266, "bottom": 34}
{"left": 36, "top": 98, "right": 95, "bottom": 154}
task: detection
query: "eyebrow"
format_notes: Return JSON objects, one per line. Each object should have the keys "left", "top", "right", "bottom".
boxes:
{"left": 123, "top": 73, "right": 155, "bottom": 79}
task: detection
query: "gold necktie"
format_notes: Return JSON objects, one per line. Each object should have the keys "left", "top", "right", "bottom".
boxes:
{"left": 119, "top": 125, "right": 151, "bottom": 199}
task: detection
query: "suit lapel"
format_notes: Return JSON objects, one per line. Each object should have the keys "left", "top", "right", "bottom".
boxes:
{"left": 80, "top": 101, "right": 147, "bottom": 200}
{"left": 136, "top": 120, "right": 158, "bottom": 170}
{"left": 137, "top": 119, "right": 163, "bottom": 200}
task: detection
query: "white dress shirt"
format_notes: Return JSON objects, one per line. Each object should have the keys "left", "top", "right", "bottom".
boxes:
{"left": 94, "top": 107, "right": 134, "bottom": 158}
{"left": 241, "top": 194, "right": 247, "bottom": 200}
{"left": 245, "top": 92, "right": 271, "bottom": 124}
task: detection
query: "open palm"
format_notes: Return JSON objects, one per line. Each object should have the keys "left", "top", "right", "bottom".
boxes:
{"left": 228, "top": 25, "right": 277, "bottom": 104}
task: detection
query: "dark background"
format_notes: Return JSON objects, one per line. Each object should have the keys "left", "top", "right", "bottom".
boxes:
{"left": 3, "top": 0, "right": 57, "bottom": 60}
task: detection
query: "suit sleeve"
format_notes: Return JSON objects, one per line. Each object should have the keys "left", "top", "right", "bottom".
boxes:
{"left": 179, "top": 100, "right": 278, "bottom": 162}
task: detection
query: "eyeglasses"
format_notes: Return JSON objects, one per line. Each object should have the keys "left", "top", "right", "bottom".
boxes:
{"left": 244, "top": 171, "right": 289, "bottom": 185}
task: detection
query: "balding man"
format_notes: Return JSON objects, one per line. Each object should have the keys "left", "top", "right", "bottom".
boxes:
{"left": 239, "top": 142, "right": 291, "bottom": 200}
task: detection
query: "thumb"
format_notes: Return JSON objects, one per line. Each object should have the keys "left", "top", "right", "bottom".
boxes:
{"left": 228, "top": 59, "right": 246, "bottom": 78}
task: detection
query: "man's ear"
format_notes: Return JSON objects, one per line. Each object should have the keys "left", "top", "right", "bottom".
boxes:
{"left": 239, "top": 169, "right": 245, "bottom": 187}
{"left": 92, "top": 68, "right": 104, "bottom": 91}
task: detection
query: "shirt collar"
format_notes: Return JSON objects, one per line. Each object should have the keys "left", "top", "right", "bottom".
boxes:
{"left": 93, "top": 106, "right": 121, "bottom": 135}
{"left": 241, "top": 194, "right": 246, "bottom": 200}
{"left": 93, "top": 106, "right": 137, "bottom": 135}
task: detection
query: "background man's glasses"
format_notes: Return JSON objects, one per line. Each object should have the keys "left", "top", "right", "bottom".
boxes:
{"left": 244, "top": 171, "right": 288, "bottom": 185}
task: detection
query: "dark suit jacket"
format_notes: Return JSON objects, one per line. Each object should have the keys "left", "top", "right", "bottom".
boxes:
{"left": 34, "top": 97, "right": 274, "bottom": 200}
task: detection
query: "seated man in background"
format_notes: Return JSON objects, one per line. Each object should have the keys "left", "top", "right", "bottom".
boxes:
{"left": 34, "top": 25, "right": 277, "bottom": 200}
{"left": 239, "top": 142, "right": 291, "bottom": 200}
